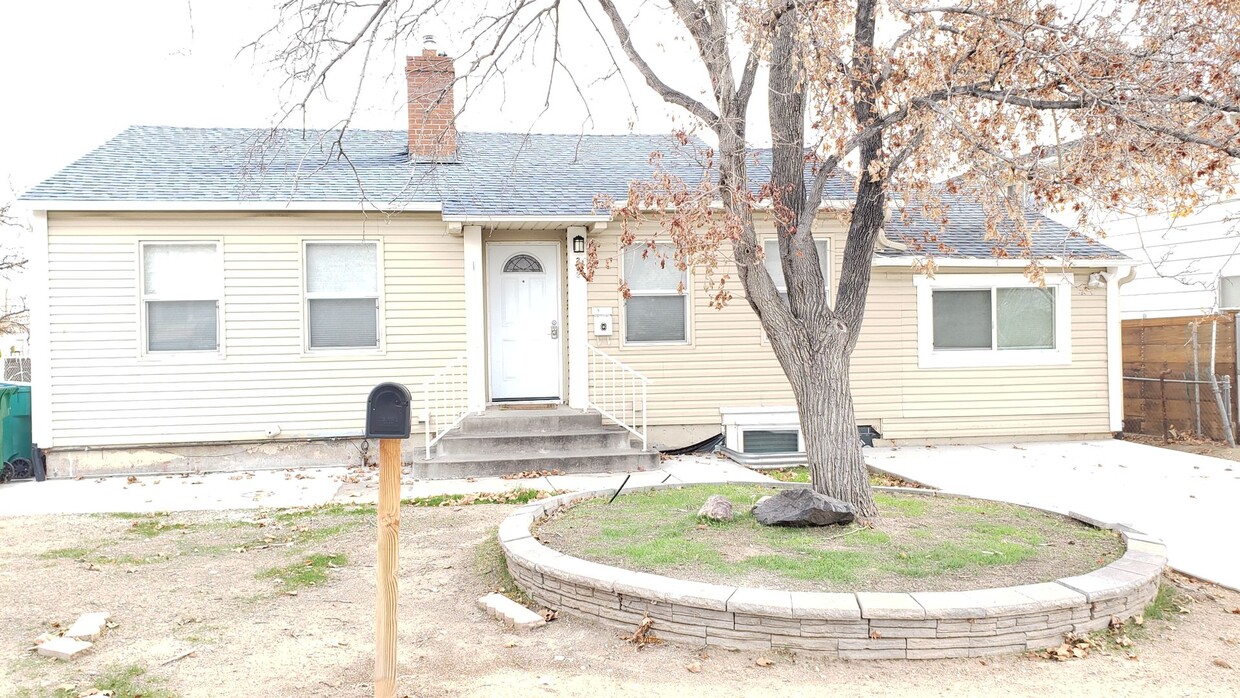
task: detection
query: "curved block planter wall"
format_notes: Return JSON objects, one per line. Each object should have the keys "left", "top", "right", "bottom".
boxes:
{"left": 499, "top": 482, "right": 1167, "bottom": 660}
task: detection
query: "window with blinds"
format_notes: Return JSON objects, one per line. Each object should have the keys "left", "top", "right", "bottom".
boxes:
{"left": 931, "top": 286, "right": 1055, "bottom": 351}
{"left": 141, "top": 242, "right": 221, "bottom": 353}
{"left": 623, "top": 243, "right": 688, "bottom": 343}
{"left": 305, "top": 242, "right": 380, "bottom": 349}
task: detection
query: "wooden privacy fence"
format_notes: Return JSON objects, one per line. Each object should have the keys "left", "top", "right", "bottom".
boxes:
{"left": 1122, "top": 314, "right": 1238, "bottom": 443}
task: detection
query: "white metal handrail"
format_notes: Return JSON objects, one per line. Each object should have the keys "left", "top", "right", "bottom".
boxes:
{"left": 422, "top": 353, "right": 472, "bottom": 460}
{"left": 587, "top": 344, "right": 650, "bottom": 450}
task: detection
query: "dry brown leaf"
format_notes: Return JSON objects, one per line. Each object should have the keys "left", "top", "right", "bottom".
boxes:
{"left": 685, "top": 662, "right": 701, "bottom": 673}
{"left": 1214, "top": 658, "right": 1234, "bottom": 670}
{"left": 540, "top": 609, "right": 558, "bottom": 622}
{"left": 869, "top": 629, "right": 883, "bottom": 639}
{"left": 755, "top": 657, "right": 774, "bottom": 667}
{"left": 1229, "top": 608, "right": 1240, "bottom": 615}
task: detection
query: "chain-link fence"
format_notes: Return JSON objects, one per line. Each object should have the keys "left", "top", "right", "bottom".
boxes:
{"left": 1123, "top": 372, "right": 1234, "bottom": 443}
{"left": 1122, "top": 315, "right": 1238, "bottom": 445}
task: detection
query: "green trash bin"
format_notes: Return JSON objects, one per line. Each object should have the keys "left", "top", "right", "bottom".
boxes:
{"left": 0, "top": 383, "right": 33, "bottom": 481}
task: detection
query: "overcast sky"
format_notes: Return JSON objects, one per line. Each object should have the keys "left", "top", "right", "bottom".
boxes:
{"left": 0, "top": 0, "right": 743, "bottom": 198}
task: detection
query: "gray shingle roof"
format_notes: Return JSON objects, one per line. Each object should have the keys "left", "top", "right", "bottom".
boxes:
{"left": 883, "top": 189, "right": 1121, "bottom": 260}
{"left": 22, "top": 125, "right": 1123, "bottom": 260}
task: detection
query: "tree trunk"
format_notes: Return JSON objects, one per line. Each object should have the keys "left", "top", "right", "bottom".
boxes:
{"left": 788, "top": 338, "right": 877, "bottom": 518}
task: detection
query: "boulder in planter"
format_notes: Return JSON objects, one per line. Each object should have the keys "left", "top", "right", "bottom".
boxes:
{"left": 753, "top": 488, "right": 856, "bottom": 527}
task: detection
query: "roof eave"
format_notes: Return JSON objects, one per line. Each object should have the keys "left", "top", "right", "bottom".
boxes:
{"left": 872, "top": 256, "right": 1133, "bottom": 268}
{"left": 20, "top": 199, "right": 444, "bottom": 213}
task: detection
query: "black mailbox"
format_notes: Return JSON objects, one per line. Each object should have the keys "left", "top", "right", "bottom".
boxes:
{"left": 366, "top": 382, "right": 412, "bottom": 439}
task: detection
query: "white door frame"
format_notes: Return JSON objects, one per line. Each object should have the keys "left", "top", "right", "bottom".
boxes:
{"left": 485, "top": 240, "right": 564, "bottom": 403}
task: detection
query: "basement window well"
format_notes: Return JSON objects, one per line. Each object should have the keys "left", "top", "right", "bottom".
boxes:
{"left": 720, "top": 407, "right": 804, "bottom": 466}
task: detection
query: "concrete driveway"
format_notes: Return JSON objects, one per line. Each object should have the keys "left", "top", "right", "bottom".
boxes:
{"left": 866, "top": 439, "right": 1240, "bottom": 590}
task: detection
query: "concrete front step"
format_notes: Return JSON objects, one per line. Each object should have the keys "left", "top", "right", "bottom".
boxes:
{"left": 412, "top": 447, "right": 660, "bottom": 480}
{"left": 437, "top": 428, "right": 632, "bottom": 457}
{"left": 458, "top": 407, "right": 603, "bottom": 435}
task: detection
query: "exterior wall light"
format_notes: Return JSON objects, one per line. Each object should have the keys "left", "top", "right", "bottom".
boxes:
{"left": 572, "top": 235, "right": 586, "bottom": 254}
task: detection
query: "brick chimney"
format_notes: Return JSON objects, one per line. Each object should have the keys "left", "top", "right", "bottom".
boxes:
{"left": 406, "top": 35, "right": 457, "bottom": 160}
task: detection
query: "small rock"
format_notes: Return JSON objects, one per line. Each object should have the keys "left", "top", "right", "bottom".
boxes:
{"left": 697, "top": 495, "right": 734, "bottom": 521}
{"left": 37, "top": 637, "right": 93, "bottom": 660}
{"left": 753, "top": 488, "right": 855, "bottom": 527}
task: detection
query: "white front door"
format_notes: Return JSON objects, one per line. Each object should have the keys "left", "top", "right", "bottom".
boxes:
{"left": 487, "top": 242, "right": 563, "bottom": 401}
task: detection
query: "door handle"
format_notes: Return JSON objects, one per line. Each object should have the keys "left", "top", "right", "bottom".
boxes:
{"left": 550, "top": 319, "right": 559, "bottom": 339}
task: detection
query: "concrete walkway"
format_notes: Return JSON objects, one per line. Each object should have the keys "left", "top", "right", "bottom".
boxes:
{"left": 866, "top": 440, "right": 1240, "bottom": 590}
{"left": 0, "top": 454, "right": 768, "bottom": 516}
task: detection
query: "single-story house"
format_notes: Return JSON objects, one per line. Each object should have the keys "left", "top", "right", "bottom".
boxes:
{"left": 19, "top": 49, "right": 1132, "bottom": 479}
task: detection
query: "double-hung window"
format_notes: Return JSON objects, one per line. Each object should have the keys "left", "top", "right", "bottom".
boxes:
{"left": 140, "top": 242, "right": 221, "bottom": 353}
{"left": 623, "top": 243, "right": 688, "bottom": 344}
{"left": 916, "top": 274, "right": 1071, "bottom": 367}
{"left": 304, "top": 241, "right": 381, "bottom": 350}
{"left": 763, "top": 237, "right": 831, "bottom": 302}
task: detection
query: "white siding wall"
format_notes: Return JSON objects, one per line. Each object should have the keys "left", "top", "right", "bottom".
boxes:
{"left": 587, "top": 219, "right": 1112, "bottom": 440}
{"left": 1049, "top": 199, "right": 1240, "bottom": 319}
{"left": 45, "top": 212, "right": 465, "bottom": 448}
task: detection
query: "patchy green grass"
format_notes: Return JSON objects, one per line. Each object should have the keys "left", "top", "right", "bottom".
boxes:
{"left": 538, "top": 484, "right": 1122, "bottom": 593}
{"left": 874, "top": 492, "right": 928, "bottom": 517}
{"left": 274, "top": 503, "right": 376, "bottom": 522}
{"left": 258, "top": 553, "right": 347, "bottom": 591}
{"left": 1143, "top": 583, "right": 1179, "bottom": 621}
{"left": 768, "top": 467, "right": 811, "bottom": 483}
{"left": 92, "top": 664, "right": 176, "bottom": 698}
{"left": 403, "top": 488, "right": 550, "bottom": 507}
{"left": 126, "top": 519, "right": 190, "bottom": 538}
{"left": 38, "top": 546, "right": 92, "bottom": 560}
{"left": 15, "top": 665, "right": 179, "bottom": 698}
{"left": 765, "top": 467, "right": 932, "bottom": 489}
{"left": 475, "top": 532, "right": 534, "bottom": 607}
{"left": 106, "top": 511, "right": 169, "bottom": 520}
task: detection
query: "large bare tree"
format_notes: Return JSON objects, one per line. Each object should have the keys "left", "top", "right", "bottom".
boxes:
{"left": 255, "top": 0, "right": 1239, "bottom": 516}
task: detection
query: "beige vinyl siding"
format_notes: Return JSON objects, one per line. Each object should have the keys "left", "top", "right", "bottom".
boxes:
{"left": 587, "top": 218, "right": 1111, "bottom": 440}
{"left": 46, "top": 212, "right": 465, "bottom": 447}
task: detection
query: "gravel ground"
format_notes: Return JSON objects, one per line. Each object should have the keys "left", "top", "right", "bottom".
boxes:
{"left": 1, "top": 504, "right": 1238, "bottom": 697}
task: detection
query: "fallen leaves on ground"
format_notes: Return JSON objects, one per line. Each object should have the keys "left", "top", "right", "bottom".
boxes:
{"left": 1040, "top": 632, "right": 1104, "bottom": 661}
{"left": 502, "top": 469, "right": 565, "bottom": 480}
{"left": 622, "top": 614, "right": 663, "bottom": 648}
{"left": 1229, "top": 608, "right": 1240, "bottom": 615}
{"left": 755, "top": 657, "right": 774, "bottom": 667}
{"left": 1214, "top": 658, "right": 1234, "bottom": 669}
{"left": 685, "top": 662, "right": 701, "bottom": 673}
{"left": 540, "top": 609, "right": 557, "bottom": 622}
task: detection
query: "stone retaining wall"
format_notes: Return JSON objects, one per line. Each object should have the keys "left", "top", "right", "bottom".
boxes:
{"left": 499, "top": 482, "right": 1167, "bottom": 660}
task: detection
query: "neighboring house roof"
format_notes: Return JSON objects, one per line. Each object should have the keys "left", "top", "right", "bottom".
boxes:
{"left": 22, "top": 125, "right": 1124, "bottom": 260}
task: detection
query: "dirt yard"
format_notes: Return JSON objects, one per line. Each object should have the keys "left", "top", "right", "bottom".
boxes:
{"left": 1122, "top": 432, "right": 1240, "bottom": 463}
{"left": 2, "top": 503, "right": 1239, "bottom": 697}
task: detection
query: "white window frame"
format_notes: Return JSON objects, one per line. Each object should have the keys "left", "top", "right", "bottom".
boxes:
{"left": 761, "top": 235, "right": 831, "bottom": 344}
{"left": 1218, "top": 274, "right": 1240, "bottom": 310}
{"left": 138, "top": 240, "right": 223, "bottom": 357}
{"left": 620, "top": 242, "right": 692, "bottom": 347}
{"left": 301, "top": 240, "right": 384, "bottom": 354}
{"left": 914, "top": 273, "right": 1073, "bottom": 368}
{"left": 763, "top": 236, "right": 832, "bottom": 297}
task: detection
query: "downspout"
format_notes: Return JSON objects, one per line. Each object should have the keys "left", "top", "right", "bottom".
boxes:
{"left": 1103, "top": 265, "right": 1136, "bottom": 434}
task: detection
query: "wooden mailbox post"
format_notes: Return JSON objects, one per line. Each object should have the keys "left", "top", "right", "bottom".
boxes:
{"left": 365, "top": 382, "right": 412, "bottom": 698}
